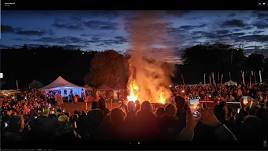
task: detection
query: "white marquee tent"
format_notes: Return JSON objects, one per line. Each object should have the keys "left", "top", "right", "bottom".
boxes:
{"left": 40, "top": 76, "right": 85, "bottom": 97}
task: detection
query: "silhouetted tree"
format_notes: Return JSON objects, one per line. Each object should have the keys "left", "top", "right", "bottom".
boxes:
{"left": 29, "top": 80, "right": 44, "bottom": 89}
{"left": 1, "top": 44, "right": 267, "bottom": 88}
{"left": 85, "top": 50, "right": 128, "bottom": 89}
{"left": 182, "top": 43, "right": 246, "bottom": 73}
{"left": 246, "top": 53, "right": 265, "bottom": 71}
{"left": 181, "top": 43, "right": 247, "bottom": 83}
{"left": 1, "top": 45, "right": 97, "bottom": 89}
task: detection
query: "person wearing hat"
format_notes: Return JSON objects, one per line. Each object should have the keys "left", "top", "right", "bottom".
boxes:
{"left": 53, "top": 114, "right": 81, "bottom": 146}
{"left": 58, "top": 115, "right": 69, "bottom": 124}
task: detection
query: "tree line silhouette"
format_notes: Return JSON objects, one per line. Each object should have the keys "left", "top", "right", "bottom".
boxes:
{"left": 0, "top": 43, "right": 267, "bottom": 89}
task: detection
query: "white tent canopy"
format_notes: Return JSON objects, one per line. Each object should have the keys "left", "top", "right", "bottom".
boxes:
{"left": 41, "top": 76, "right": 82, "bottom": 90}
{"left": 224, "top": 80, "right": 238, "bottom": 86}
{"left": 40, "top": 76, "right": 85, "bottom": 97}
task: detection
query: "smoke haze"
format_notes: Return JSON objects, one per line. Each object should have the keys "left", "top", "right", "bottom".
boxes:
{"left": 126, "top": 11, "right": 176, "bottom": 103}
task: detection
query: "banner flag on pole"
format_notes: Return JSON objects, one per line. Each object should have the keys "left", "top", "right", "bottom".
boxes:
{"left": 259, "top": 70, "right": 262, "bottom": 84}
{"left": 16, "top": 80, "right": 19, "bottom": 90}
{"left": 221, "top": 73, "right": 223, "bottom": 84}
{"left": 204, "top": 73, "right": 206, "bottom": 85}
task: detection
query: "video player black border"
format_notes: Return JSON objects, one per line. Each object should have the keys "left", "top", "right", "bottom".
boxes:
{"left": 1, "top": 140, "right": 268, "bottom": 151}
{"left": 1, "top": 0, "right": 268, "bottom": 10}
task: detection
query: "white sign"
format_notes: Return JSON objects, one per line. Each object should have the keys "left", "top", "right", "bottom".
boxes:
{"left": 0, "top": 73, "right": 3, "bottom": 79}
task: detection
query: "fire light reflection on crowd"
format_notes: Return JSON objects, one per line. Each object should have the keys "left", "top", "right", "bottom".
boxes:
{"left": 0, "top": 83, "right": 268, "bottom": 149}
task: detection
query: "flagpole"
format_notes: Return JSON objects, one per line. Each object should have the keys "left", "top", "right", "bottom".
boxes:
{"left": 217, "top": 72, "right": 220, "bottom": 84}
{"left": 221, "top": 73, "right": 223, "bottom": 84}
{"left": 254, "top": 71, "right": 257, "bottom": 84}
{"left": 241, "top": 70, "right": 245, "bottom": 85}
{"left": 181, "top": 74, "right": 185, "bottom": 85}
{"left": 203, "top": 73, "right": 206, "bottom": 85}
{"left": 16, "top": 80, "right": 19, "bottom": 90}
{"left": 209, "top": 74, "right": 211, "bottom": 85}
{"left": 259, "top": 70, "right": 262, "bottom": 84}
{"left": 212, "top": 72, "right": 216, "bottom": 85}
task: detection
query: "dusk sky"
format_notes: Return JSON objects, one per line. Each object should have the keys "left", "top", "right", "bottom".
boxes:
{"left": 1, "top": 10, "right": 268, "bottom": 63}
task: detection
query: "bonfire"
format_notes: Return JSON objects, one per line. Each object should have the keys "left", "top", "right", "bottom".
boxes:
{"left": 127, "top": 79, "right": 139, "bottom": 102}
{"left": 126, "top": 79, "right": 168, "bottom": 104}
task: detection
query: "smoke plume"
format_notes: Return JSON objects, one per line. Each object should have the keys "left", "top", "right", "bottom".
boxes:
{"left": 126, "top": 11, "right": 176, "bottom": 103}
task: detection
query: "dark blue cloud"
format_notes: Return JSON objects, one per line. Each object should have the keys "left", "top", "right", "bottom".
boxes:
{"left": 1, "top": 24, "right": 49, "bottom": 36}
{"left": 239, "top": 35, "right": 268, "bottom": 42}
{"left": 34, "top": 35, "right": 128, "bottom": 47}
{"left": 83, "top": 20, "right": 117, "bottom": 30}
{"left": 221, "top": 32, "right": 246, "bottom": 43}
{"left": 124, "top": 21, "right": 170, "bottom": 35}
{"left": 244, "top": 45, "right": 257, "bottom": 49}
{"left": 35, "top": 36, "right": 89, "bottom": 44}
{"left": 70, "top": 16, "right": 82, "bottom": 22}
{"left": 96, "top": 43, "right": 105, "bottom": 47}
{"left": 228, "top": 13, "right": 236, "bottom": 17}
{"left": 114, "top": 36, "right": 128, "bottom": 43}
{"left": 97, "top": 36, "right": 128, "bottom": 45}
{"left": 167, "top": 27, "right": 185, "bottom": 34}
{"left": 167, "top": 24, "right": 207, "bottom": 42}
{"left": 191, "top": 31, "right": 218, "bottom": 39}
{"left": 222, "top": 19, "right": 247, "bottom": 27}
{"left": 86, "top": 35, "right": 128, "bottom": 46}
{"left": 252, "top": 30, "right": 264, "bottom": 34}
{"left": 189, "top": 30, "right": 246, "bottom": 44}
{"left": 256, "top": 12, "right": 268, "bottom": 18}
{"left": 178, "top": 24, "right": 206, "bottom": 30}
{"left": 16, "top": 30, "right": 46, "bottom": 36}
{"left": 254, "top": 21, "right": 268, "bottom": 29}
{"left": 87, "top": 36, "right": 101, "bottom": 43}
{"left": 80, "top": 34, "right": 91, "bottom": 37}
{"left": 53, "top": 22, "right": 83, "bottom": 30}
{"left": 224, "top": 32, "right": 245, "bottom": 37}
{"left": 62, "top": 44, "right": 85, "bottom": 49}
{"left": 216, "top": 30, "right": 231, "bottom": 35}
{"left": 52, "top": 19, "right": 83, "bottom": 30}
{"left": 0, "top": 44, "right": 12, "bottom": 48}
{"left": 21, "top": 44, "right": 51, "bottom": 48}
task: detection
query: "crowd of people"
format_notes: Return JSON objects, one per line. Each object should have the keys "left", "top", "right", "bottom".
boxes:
{"left": 1, "top": 83, "right": 268, "bottom": 149}
{"left": 47, "top": 89, "right": 86, "bottom": 104}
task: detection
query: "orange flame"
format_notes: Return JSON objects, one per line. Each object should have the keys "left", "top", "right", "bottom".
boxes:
{"left": 127, "top": 80, "right": 139, "bottom": 102}
{"left": 159, "top": 90, "right": 166, "bottom": 104}
{"left": 127, "top": 79, "right": 169, "bottom": 104}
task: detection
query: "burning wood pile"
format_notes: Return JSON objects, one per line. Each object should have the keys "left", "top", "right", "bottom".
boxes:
{"left": 125, "top": 11, "right": 175, "bottom": 104}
